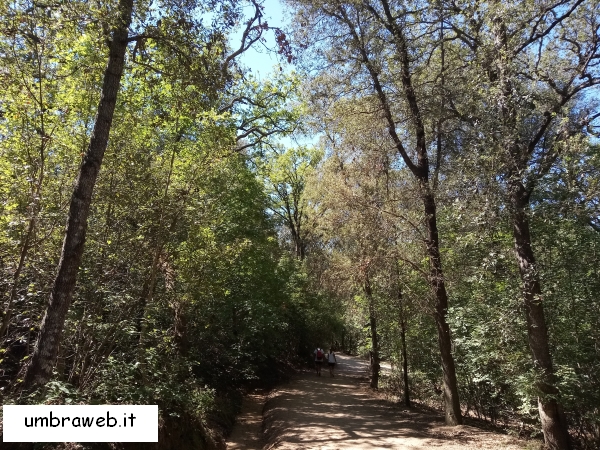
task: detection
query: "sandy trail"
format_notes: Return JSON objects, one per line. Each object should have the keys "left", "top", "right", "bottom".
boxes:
{"left": 227, "top": 354, "right": 528, "bottom": 450}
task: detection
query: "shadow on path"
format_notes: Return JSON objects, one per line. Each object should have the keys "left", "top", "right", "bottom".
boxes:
{"left": 228, "top": 354, "right": 526, "bottom": 450}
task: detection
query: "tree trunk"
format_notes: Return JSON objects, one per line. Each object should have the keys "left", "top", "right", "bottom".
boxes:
{"left": 289, "top": 213, "right": 305, "bottom": 261}
{"left": 400, "top": 322, "right": 410, "bottom": 406}
{"left": 395, "top": 275, "right": 411, "bottom": 406}
{"left": 342, "top": 1, "right": 462, "bottom": 422}
{"left": 137, "top": 246, "right": 162, "bottom": 353}
{"left": 510, "top": 181, "right": 571, "bottom": 450}
{"left": 1, "top": 219, "right": 34, "bottom": 337}
{"left": 23, "top": 0, "right": 133, "bottom": 388}
{"left": 364, "top": 274, "right": 380, "bottom": 389}
{"left": 423, "top": 187, "right": 462, "bottom": 425}
{"left": 295, "top": 236, "right": 306, "bottom": 260}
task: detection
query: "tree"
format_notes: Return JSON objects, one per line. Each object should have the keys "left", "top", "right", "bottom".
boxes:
{"left": 307, "top": 111, "right": 429, "bottom": 390}
{"left": 445, "top": 1, "right": 600, "bottom": 446}
{"left": 23, "top": 0, "right": 135, "bottom": 388}
{"left": 262, "top": 145, "right": 322, "bottom": 259}
{"left": 0, "top": 1, "right": 65, "bottom": 337}
{"left": 289, "top": 0, "right": 462, "bottom": 423}
{"left": 22, "top": 0, "right": 272, "bottom": 388}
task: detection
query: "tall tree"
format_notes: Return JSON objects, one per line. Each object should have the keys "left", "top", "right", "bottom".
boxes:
{"left": 308, "top": 118, "right": 424, "bottom": 390}
{"left": 21, "top": 0, "right": 275, "bottom": 388}
{"left": 446, "top": 1, "right": 600, "bottom": 446}
{"left": 23, "top": 0, "right": 134, "bottom": 388}
{"left": 289, "top": 0, "right": 462, "bottom": 424}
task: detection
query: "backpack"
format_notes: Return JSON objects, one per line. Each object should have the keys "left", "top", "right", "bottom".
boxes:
{"left": 316, "top": 349, "right": 323, "bottom": 360}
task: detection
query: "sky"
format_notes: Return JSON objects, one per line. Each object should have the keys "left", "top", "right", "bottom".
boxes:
{"left": 231, "top": 0, "right": 292, "bottom": 79}
{"left": 229, "top": 0, "right": 320, "bottom": 148}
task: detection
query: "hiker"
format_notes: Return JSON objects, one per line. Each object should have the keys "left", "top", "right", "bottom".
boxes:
{"left": 313, "top": 347, "right": 325, "bottom": 376}
{"left": 327, "top": 348, "right": 337, "bottom": 377}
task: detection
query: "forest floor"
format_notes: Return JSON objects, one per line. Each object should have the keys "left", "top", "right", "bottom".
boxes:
{"left": 226, "top": 354, "right": 538, "bottom": 450}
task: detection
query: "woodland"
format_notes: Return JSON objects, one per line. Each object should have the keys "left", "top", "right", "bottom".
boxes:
{"left": 0, "top": 0, "right": 599, "bottom": 449}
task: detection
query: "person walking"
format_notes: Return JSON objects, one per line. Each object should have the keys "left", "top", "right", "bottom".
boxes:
{"left": 313, "top": 347, "right": 325, "bottom": 376}
{"left": 327, "top": 348, "right": 337, "bottom": 377}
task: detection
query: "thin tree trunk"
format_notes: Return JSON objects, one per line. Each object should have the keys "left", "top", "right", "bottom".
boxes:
{"left": 423, "top": 187, "right": 462, "bottom": 425}
{"left": 510, "top": 181, "right": 571, "bottom": 450}
{"left": 282, "top": 194, "right": 305, "bottom": 261}
{"left": 2, "top": 32, "right": 48, "bottom": 337}
{"left": 400, "top": 321, "right": 410, "bottom": 406}
{"left": 138, "top": 142, "right": 179, "bottom": 355}
{"left": 1, "top": 220, "right": 34, "bottom": 337}
{"left": 172, "top": 300, "right": 188, "bottom": 357}
{"left": 396, "top": 284, "right": 411, "bottom": 407}
{"left": 23, "top": 0, "right": 133, "bottom": 388}
{"left": 364, "top": 274, "right": 380, "bottom": 389}
{"left": 295, "top": 237, "right": 306, "bottom": 260}
{"left": 138, "top": 248, "right": 162, "bottom": 347}
{"left": 339, "top": 1, "right": 462, "bottom": 422}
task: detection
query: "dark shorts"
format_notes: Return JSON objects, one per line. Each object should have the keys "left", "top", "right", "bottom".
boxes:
{"left": 328, "top": 362, "right": 335, "bottom": 367}
{"left": 315, "top": 360, "right": 323, "bottom": 365}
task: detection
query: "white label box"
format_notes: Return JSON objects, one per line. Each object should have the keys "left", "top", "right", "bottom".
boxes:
{"left": 3, "top": 405, "right": 158, "bottom": 442}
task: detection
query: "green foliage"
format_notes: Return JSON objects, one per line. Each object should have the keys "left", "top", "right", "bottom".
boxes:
{"left": 285, "top": 0, "right": 600, "bottom": 444}
{"left": 2, "top": 0, "right": 600, "bottom": 448}
{"left": 0, "top": 1, "right": 330, "bottom": 448}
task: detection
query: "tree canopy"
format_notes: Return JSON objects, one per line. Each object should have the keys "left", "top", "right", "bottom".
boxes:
{"left": 1, "top": 0, "right": 599, "bottom": 449}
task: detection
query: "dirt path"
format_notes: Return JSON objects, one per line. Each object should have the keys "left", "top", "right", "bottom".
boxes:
{"left": 226, "top": 354, "right": 530, "bottom": 450}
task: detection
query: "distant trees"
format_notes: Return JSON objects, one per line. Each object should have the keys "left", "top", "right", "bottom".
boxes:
{"left": 261, "top": 145, "right": 322, "bottom": 260}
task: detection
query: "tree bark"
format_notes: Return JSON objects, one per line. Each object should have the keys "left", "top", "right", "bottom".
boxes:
{"left": 400, "top": 321, "right": 410, "bottom": 406}
{"left": 423, "top": 187, "right": 462, "bottom": 425}
{"left": 23, "top": 0, "right": 133, "bottom": 388}
{"left": 396, "top": 284, "right": 410, "bottom": 407}
{"left": 364, "top": 274, "right": 380, "bottom": 389}
{"left": 510, "top": 180, "right": 571, "bottom": 450}
{"left": 281, "top": 189, "right": 306, "bottom": 260}
{"left": 295, "top": 236, "right": 306, "bottom": 260}
{"left": 1, "top": 219, "right": 34, "bottom": 337}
